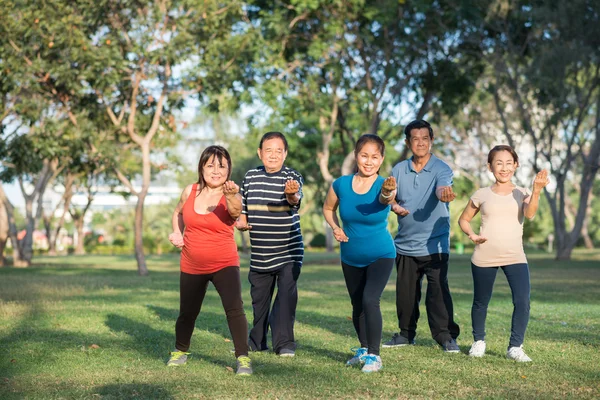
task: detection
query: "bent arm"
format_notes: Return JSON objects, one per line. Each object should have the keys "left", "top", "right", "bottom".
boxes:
{"left": 172, "top": 185, "right": 192, "bottom": 234}
{"left": 458, "top": 200, "right": 479, "bottom": 237}
{"left": 523, "top": 191, "right": 541, "bottom": 220}
{"left": 322, "top": 185, "right": 341, "bottom": 231}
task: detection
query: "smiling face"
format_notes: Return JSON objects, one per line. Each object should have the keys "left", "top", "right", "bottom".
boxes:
{"left": 406, "top": 127, "right": 432, "bottom": 158}
{"left": 355, "top": 142, "right": 384, "bottom": 178}
{"left": 257, "top": 137, "right": 287, "bottom": 173}
{"left": 488, "top": 150, "right": 517, "bottom": 184}
{"left": 202, "top": 155, "right": 230, "bottom": 188}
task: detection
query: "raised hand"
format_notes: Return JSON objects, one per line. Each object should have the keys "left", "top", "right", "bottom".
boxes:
{"left": 333, "top": 227, "right": 349, "bottom": 243}
{"left": 381, "top": 176, "right": 397, "bottom": 197}
{"left": 438, "top": 186, "right": 457, "bottom": 203}
{"left": 468, "top": 234, "right": 488, "bottom": 245}
{"left": 168, "top": 232, "right": 184, "bottom": 248}
{"left": 533, "top": 170, "right": 550, "bottom": 193}
{"left": 284, "top": 180, "right": 300, "bottom": 195}
{"left": 392, "top": 203, "right": 410, "bottom": 217}
{"left": 223, "top": 180, "right": 240, "bottom": 197}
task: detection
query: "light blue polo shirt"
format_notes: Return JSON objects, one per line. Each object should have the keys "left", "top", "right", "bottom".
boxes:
{"left": 391, "top": 154, "right": 453, "bottom": 256}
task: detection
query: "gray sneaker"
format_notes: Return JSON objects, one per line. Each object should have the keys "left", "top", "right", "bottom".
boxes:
{"left": 236, "top": 356, "right": 253, "bottom": 375}
{"left": 382, "top": 333, "right": 415, "bottom": 348}
{"left": 442, "top": 339, "right": 460, "bottom": 353}
{"left": 278, "top": 348, "right": 295, "bottom": 357}
{"left": 166, "top": 350, "right": 190, "bottom": 366}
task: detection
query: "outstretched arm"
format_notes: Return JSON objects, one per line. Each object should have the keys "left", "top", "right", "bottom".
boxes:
{"left": 223, "top": 180, "right": 243, "bottom": 219}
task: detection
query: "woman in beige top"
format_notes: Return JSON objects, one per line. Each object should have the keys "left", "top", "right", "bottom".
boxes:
{"left": 458, "top": 145, "right": 549, "bottom": 362}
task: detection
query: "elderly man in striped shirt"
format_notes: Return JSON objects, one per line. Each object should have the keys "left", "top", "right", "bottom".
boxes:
{"left": 236, "top": 131, "right": 304, "bottom": 357}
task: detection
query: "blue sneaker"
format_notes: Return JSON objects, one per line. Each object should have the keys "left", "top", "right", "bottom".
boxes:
{"left": 361, "top": 354, "right": 383, "bottom": 373}
{"left": 346, "top": 347, "right": 368, "bottom": 366}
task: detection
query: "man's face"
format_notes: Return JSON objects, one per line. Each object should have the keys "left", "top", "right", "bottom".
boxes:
{"left": 257, "top": 137, "right": 287, "bottom": 173}
{"left": 406, "top": 128, "right": 432, "bottom": 158}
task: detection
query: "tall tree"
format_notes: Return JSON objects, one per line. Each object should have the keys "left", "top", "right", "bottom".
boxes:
{"left": 479, "top": 0, "right": 600, "bottom": 259}
{"left": 2, "top": 0, "right": 257, "bottom": 274}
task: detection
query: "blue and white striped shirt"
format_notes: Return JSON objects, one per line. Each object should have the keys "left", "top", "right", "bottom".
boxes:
{"left": 241, "top": 165, "right": 304, "bottom": 271}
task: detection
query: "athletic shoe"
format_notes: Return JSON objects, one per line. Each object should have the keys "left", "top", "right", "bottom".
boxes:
{"left": 506, "top": 345, "right": 532, "bottom": 362}
{"left": 166, "top": 350, "right": 190, "bottom": 366}
{"left": 468, "top": 340, "right": 486, "bottom": 357}
{"left": 382, "top": 333, "right": 415, "bottom": 348}
{"left": 361, "top": 354, "right": 383, "bottom": 373}
{"left": 442, "top": 338, "right": 460, "bottom": 353}
{"left": 236, "top": 356, "right": 253, "bottom": 375}
{"left": 278, "top": 348, "right": 295, "bottom": 357}
{"left": 346, "top": 347, "right": 368, "bottom": 366}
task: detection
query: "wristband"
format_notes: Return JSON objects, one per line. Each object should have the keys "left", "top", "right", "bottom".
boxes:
{"left": 381, "top": 191, "right": 394, "bottom": 199}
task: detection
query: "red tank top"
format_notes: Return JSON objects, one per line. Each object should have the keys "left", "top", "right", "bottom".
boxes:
{"left": 180, "top": 184, "right": 239, "bottom": 274}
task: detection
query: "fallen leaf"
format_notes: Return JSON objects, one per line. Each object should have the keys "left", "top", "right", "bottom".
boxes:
{"left": 521, "top": 375, "right": 527, "bottom": 379}
{"left": 223, "top": 339, "right": 231, "bottom": 343}
{"left": 10, "top": 359, "right": 16, "bottom": 363}
{"left": 346, "top": 316, "right": 352, "bottom": 321}
{"left": 225, "top": 366, "right": 234, "bottom": 372}
{"left": 90, "top": 344, "right": 100, "bottom": 349}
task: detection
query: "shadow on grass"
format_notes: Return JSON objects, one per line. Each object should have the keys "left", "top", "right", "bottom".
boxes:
{"left": 93, "top": 383, "right": 173, "bottom": 400}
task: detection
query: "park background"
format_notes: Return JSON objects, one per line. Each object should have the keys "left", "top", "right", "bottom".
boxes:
{"left": 1, "top": 0, "right": 599, "bottom": 398}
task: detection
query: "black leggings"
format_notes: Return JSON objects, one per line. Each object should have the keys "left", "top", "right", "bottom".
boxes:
{"left": 342, "top": 258, "right": 394, "bottom": 355}
{"left": 175, "top": 267, "right": 249, "bottom": 357}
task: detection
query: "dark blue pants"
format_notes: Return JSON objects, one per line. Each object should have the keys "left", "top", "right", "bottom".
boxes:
{"left": 342, "top": 258, "right": 394, "bottom": 355}
{"left": 471, "top": 263, "right": 530, "bottom": 348}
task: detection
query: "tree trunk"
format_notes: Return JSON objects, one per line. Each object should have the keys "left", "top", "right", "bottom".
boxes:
{"left": 43, "top": 216, "right": 57, "bottom": 256}
{"left": 0, "top": 200, "right": 8, "bottom": 266}
{"left": 134, "top": 192, "right": 148, "bottom": 276}
{"left": 74, "top": 217, "right": 85, "bottom": 255}
{"left": 239, "top": 230, "right": 249, "bottom": 254}
{"left": 21, "top": 198, "right": 35, "bottom": 265}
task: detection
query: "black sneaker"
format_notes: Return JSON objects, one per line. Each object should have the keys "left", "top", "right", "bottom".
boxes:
{"left": 442, "top": 338, "right": 460, "bottom": 353}
{"left": 382, "top": 333, "right": 415, "bottom": 348}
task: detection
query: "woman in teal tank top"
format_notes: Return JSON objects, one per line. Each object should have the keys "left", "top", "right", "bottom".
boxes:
{"left": 322, "top": 134, "right": 397, "bottom": 373}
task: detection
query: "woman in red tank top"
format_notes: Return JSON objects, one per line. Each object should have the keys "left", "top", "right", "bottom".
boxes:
{"left": 166, "top": 145, "right": 252, "bottom": 375}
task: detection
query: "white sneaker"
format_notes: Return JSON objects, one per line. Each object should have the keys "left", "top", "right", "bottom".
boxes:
{"left": 469, "top": 340, "right": 486, "bottom": 357}
{"left": 506, "top": 345, "right": 532, "bottom": 362}
{"left": 361, "top": 354, "right": 383, "bottom": 373}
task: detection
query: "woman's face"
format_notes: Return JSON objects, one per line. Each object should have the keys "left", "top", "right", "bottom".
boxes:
{"left": 488, "top": 150, "right": 517, "bottom": 184}
{"left": 202, "top": 155, "right": 229, "bottom": 188}
{"left": 355, "top": 142, "right": 384, "bottom": 177}
{"left": 257, "top": 137, "right": 287, "bottom": 173}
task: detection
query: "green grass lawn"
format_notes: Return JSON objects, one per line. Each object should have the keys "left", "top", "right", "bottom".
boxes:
{"left": 1, "top": 250, "right": 599, "bottom": 399}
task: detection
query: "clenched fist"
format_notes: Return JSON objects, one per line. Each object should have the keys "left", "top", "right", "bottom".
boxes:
{"left": 169, "top": 232, "right": 184, "bottom": 248}
{"left": 381, "top": 176, "right": 397, "bottom": 197}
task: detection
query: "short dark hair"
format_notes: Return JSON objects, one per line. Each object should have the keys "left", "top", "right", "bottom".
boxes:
{"left": 404, "top": 119, "right": 433, "bottom": 141}
{"left": 487, "top": 145, "right": 519, "bottom": 165}
{"left": 259, "top": 131, "right": 288, "bottom": 152}
{"left": 354, "top": 134, "right": 385, "bottom": 157}
{"left": 197, "top": 145, "right": 232, "bottom": 193}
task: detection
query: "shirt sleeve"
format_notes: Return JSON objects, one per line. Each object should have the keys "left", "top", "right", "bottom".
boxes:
{"left": 470, "top": 189, "right": 482, "bottom": 208}
{"left": 240, "top": 171, "right": 250, "bottom": 215}
{"left": 291, "top": 170, "right": 304, "bottom": 209}
{"left": 332, "top": 176, "right": 342, "bottom": 198}
{"left": 436, "top": 162, "right": 453, "bottom": 188}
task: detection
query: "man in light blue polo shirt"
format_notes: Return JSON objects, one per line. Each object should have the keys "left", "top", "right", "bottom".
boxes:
{"left": 383, "top": 119, "right": 461, "bottom": 352}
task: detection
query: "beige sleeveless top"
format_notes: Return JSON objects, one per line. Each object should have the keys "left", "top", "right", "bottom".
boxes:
{"left": 470, "top": 186, "right": 531, "bottom": 267}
